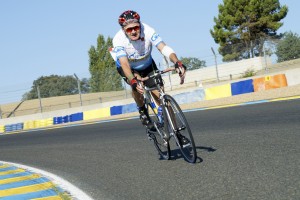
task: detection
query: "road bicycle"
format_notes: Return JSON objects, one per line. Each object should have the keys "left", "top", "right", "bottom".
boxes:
{"left": 139, "top": 68, "right": 197, "bottom": 163}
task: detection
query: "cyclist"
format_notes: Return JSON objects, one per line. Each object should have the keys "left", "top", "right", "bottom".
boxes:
{"left": 110, "top": 10, "right": 189, "bottom": 144}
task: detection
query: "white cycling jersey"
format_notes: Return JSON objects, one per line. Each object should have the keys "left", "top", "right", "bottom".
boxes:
{"left": 111, "top": 23, "right": 163, "bottom": 71}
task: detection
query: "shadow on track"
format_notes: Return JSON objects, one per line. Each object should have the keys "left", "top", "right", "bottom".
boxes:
{"left": 161, "top": 146, "right": 217, "bottom": 164}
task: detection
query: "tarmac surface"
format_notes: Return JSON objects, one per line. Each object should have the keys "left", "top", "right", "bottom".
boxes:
{"left": 0, "top": 98, "right": 299, "bottom": 200}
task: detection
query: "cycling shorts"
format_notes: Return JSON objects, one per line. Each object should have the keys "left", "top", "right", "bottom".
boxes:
{"left": 117, "top": 59, "right": 159, "bottom": 88}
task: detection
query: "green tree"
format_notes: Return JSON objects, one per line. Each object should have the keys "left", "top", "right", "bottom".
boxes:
{"left": 88, "top": 35, "right": 122, "bottom": 92}
{"left": 22, "top": 75, "right": 90, "bottom": 100}
{"left": 210, "top": 0, "right": 288, "bottom": 61}
{"left": 276, "top": 31, "right": 300, "bottom": 62}
{"left": 181, "top": 57, "right": 206, "bottom": 70}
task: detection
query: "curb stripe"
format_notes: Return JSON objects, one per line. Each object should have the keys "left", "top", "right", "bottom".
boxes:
{"left": 1, "top": 161, "right": 93, "bottom": 200}
{"left": 0, "top": 171, "right": 33, "bottom": 180}
{"left": 32, "top": 196, "right": 63, "bottom": 200}
{"left": 0, "top": 189, "right": 60, "bottom": 200}
{"left": 0, "top": 169, "right": 25, "bottom": 176}
{"left": 0, "top": 177, "right": 49, "bottom": 190}
{"left": 0, "top": 182, "right": 57, "bottom": 197}
{"left": 0, "top": 166, "right": 17, "bottom": 172}
{"left": 0, "top": 164, "right": 10, "bottom": 169}
{"left": 0, "top": 173, "right": 41, "bottom": 185}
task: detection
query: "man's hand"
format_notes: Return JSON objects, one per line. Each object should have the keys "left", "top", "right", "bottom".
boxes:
{"left": 175, "top": 61, "right": 187, "bottom": 84}
{"left": 130, "top": 77, "right": 144, "bottom": 94}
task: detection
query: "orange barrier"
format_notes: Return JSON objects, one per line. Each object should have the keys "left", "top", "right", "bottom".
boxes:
{"left": 253, "top": 74, "right": 287, "bottom": 92}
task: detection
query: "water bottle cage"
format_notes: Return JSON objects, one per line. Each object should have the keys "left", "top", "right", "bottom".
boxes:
{"left": 157, "top": 106, "right": 164, "bottom": 124}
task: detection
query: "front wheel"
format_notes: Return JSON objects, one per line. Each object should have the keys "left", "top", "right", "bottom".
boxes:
{"left": 147, "top": 103, "right": 170, "bottom": 160}
{"left": 163, "top": 95, "right": 197, "bottom": 163}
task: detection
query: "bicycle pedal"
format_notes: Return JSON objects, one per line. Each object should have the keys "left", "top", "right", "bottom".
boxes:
{"left": 163, "top": 139, "right": 168, "bottom": 147}
{"left": 147, "top": 128, "right": 157, "bottom": 134}
{"left": 147, "top": 133, "right": 155, "bottom": 141}
{"left": 175, "top": 139, "right": 191, "bottom": 148}
{"left": 182, "top": 143, "right": 191, "bottom": 148}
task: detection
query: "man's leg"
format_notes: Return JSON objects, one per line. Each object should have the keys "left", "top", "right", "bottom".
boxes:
{"left": 116, "top": 67, "right": 153, "bottom": 129}
{"left": 132, "top": 73, "right": 154, "bottom": 129}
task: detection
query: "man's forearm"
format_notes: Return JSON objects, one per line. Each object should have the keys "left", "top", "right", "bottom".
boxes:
{"left": 169, "top": 53, "right": 179, "bottom": 64}
{"left": 122, "top": 64, "right": 134, "bottom": 81}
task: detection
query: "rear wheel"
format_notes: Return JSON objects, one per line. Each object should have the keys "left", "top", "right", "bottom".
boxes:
{"left": 163, "top": 95, "right": 197, "bottom": 163}
{"left": 147, "top": 103, "right": 170, "bottom": 160}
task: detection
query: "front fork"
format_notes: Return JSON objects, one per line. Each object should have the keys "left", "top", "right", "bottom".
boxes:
{"left": 160, "top": 95, "right": 178, "bottom": 141}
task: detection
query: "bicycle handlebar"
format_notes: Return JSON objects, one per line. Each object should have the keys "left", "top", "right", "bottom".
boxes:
{"left": 140, "top": 67, "right": 176, "bottom": 82}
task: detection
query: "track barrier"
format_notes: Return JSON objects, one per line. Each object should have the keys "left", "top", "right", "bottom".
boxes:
{"left": 0, "top": 73, "right": 293, "bottom": 134}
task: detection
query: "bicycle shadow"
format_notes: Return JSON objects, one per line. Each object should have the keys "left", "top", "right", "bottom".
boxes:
{"left": 168, "top": 146, "right": 217, "bottom": 163}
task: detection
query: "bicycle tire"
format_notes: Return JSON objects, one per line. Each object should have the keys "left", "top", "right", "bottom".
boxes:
{"left": 147, "top": 103, "right": 170, "bottom": 160}
{"left": 163, "top": 95, "right": 197, "bottom": 163}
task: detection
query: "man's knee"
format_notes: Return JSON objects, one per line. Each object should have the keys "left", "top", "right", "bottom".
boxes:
{"left": 132, "top": 91, "right": 143, "bottom": 104}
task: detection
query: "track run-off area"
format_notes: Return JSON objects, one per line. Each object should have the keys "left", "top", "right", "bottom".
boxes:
{"left": 0, "top": 98, "right": 300, "bottom": 200}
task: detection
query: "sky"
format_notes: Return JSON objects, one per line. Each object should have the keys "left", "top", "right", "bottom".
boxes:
{"left": 0, "top": 0, "right": 299, "bottom": 105}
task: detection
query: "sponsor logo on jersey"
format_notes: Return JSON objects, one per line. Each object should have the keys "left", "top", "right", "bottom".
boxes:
{"left": 113, "top": 46, "right": 125, "bottom": 53}
{"left": 128, "top": 53, "right": 150, "bottom": 62}
{"left": 151, "top": 33, "right": 159, "bottom": 41}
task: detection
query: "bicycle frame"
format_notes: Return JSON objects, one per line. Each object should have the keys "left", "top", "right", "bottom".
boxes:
{"left": 141, "top": 68, "right": 197, "bottom": 163}
{"left": 142, "top": 69, "right": 176, "bottom": 141}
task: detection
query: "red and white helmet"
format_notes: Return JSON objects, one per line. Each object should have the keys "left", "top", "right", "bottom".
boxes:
{"left": 118, "top": 10, "right": 140, "bottom": 27}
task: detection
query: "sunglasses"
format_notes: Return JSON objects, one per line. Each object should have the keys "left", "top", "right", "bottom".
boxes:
{"left": 125, "top": 25, "right": 140, "bottom": 34}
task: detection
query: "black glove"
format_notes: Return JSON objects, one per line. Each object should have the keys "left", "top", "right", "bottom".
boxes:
{"left": 175, "top": 61, "right": 186, "bottom": 84}
{"left": 130, "top": 77, "right": 138, "bottom": 91}
{"left": 175, "top": 61, "right": 187, "bottom": 74}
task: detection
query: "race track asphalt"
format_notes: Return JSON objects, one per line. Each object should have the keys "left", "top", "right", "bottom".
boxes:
{"left": 0, "top": 99, "right": 300, "bottom": 200}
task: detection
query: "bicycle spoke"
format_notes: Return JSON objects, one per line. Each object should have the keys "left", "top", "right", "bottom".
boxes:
{"left": 147, "top": 104, "right": 170, "bottom": 160}
{"left": 140, "top": 69, "right": 196, "bottom": 162}
{"left": 164, "top": 95, "right": 197, "bottom": 163}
